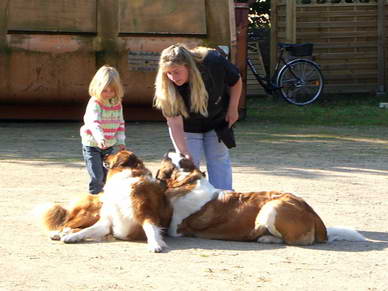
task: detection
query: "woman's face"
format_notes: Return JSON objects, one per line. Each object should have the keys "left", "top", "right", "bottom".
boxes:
{"left": 165, "top": 65, "right": 189, "bottom": 86}
{"left": 101, "top": 85, "right": 116, "bottom": 100}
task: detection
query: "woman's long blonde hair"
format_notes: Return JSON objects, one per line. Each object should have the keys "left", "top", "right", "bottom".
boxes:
{"left": 154, "top": 44, "right": 209, "bottom": 118}
{"left": 89, "top": 65, "right": 124, "bottom": 105}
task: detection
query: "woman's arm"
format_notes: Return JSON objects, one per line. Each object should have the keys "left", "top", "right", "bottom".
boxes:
{"left": 225, "top": 76, "right": 242, "bottom": 127}
{"left": 166, "top": 115, "right": 192, "bottom": 159}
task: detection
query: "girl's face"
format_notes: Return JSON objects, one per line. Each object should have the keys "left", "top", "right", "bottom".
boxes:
{"left": 165, "top": 65, "right": 189, "bottom": 86}
{"left": 101, "top": 86, "right": 116, "bottom": 100}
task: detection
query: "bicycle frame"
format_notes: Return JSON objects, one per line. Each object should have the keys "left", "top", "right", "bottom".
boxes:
{"left": 247, "top": 48, "right": 308, "bottom": 95}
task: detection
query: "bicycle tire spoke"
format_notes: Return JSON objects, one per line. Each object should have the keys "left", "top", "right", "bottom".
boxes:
{"left": 277, "top": 59, "right": 324, "bottom": 105}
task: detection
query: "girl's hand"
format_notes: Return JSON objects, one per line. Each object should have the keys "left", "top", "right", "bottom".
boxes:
{"left": 118, "top": 144, "right": 126, "bottom": 151}
{"left": 98, "top": 141, "right": 107, "bottom": 149}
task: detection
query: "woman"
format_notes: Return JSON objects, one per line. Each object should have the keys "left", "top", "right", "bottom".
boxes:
{"left": 154, "top": 43, "right": 242, "bottom": 190}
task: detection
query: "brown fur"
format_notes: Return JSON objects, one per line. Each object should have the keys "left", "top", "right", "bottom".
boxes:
{"left": 105, "top": 150, "right": 152, "bottom": 179}
{"left": 39, "top": 150, "right": 172, "bottom": 246}
{"left": 56, "top": 150, "right": 173, "bottom": 252}
{"left": 39, "top": 193, "right": 102, "bottom": 238}
{"left": 130, "top": 178, "right": 173, "bottom": 240}
{"left": 157, "top": 155, "right": 328, "bottom": 246}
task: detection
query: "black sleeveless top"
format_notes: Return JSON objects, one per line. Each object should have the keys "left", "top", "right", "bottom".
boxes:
{"left": 175, "top": 50, "right": 240, "bottom": 133}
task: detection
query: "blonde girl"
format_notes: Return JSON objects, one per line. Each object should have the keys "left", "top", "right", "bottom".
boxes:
{"left": 80, "top": 65, "right": 126, "bottom": 194}
{"left": 154, "top": 44, "right": 242, "bottom": 190}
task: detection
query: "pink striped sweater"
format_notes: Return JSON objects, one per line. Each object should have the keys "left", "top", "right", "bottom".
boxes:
{"left": 80, "top": 97, "right": 125, "bottom": 147}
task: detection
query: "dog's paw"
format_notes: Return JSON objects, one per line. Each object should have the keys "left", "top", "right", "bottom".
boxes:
{"left": 147, "top": 244, "right": 164, "bottom": 253}
{"left": 49, "top": 231, "right": 61, "bottom": 241}
{"left": 61, "top": 234, "right": 80, "bottom": 244}
{"left": 147, "top": 240, "right": 167, "bottom": 253}
{"left": 257, "top": 235, "right": 283, "bottom": 244}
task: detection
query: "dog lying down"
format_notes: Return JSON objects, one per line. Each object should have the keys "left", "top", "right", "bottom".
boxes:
{"left": 156, "top": 151, "right": 366, "bottom": 245}
{"left": 37, "top": 150, "right": 172, "bottom": 252}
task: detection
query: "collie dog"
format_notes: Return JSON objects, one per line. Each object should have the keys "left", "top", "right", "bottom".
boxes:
{"left": 156, "top": 151, "right": 365, "bottom": 245}
{"left": 39, "top": 150, "right": 172, "bottom": 252}
{"left": 37, "top": 193, "right": 103, "bottom": 240}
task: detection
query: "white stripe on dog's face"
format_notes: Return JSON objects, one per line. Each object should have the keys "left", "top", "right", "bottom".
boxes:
{"left": 167, "top": 152, "right": 185, "bottom": 169}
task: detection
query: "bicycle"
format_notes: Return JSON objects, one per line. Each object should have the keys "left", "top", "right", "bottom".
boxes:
{"left": 247, "top": 40, "right": 324, "bottom": 106}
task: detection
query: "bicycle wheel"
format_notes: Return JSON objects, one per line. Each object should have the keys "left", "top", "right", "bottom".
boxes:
{"left": 276, "top": 59, "right": 324, "bottom": 106}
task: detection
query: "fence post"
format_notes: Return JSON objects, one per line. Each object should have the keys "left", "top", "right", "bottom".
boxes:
{"left": 0, "top": 0, "right": 9, "bottom": 48}
{"left": 95, "top": 0, "right": 120, "bottom": 68}
{"left": 234, "top": 2, "right": 249, "bottom": 119}
{"left": 286, "top": 1, "right": 296, "bottom": 43}
{"left": 270, "top": 0, "right": 278, "bottom": 77}
{"left": 376, "top": 0, "right": 386, "bottom": 96}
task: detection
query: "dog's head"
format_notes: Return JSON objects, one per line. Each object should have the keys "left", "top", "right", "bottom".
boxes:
{"left": 104, "top": 150, "right": 151, "bottom": 177}
{"left": 156, "top": 150, "right": 204, "bottom": 188}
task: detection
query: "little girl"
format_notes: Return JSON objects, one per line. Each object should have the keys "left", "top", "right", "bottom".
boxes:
{"left": 80, "top": 65, "right": 126, "bottom": 194}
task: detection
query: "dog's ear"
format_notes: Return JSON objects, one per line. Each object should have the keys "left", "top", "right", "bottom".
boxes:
{"left": 179, "top": 158, "right": 196, "bottom": 172}
{"left": 120, "top": 151, "right": 142, "bottom": 168}
{"left": 156, "top": 163, "right": 175, "bottom": 181}
{"left": 109, "top": 151, "right": 142, "bottom": 169}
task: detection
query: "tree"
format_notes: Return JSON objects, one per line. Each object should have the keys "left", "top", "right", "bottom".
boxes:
{"left": 235, "top": 0, "right": 271, "bottom": 29}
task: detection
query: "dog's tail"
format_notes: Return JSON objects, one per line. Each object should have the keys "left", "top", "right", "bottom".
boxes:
{"left": 327, "top": 226, "right": 366, "bottom": 242}
{"left": 34, "top": 203, "right": 69, "bottom": 231}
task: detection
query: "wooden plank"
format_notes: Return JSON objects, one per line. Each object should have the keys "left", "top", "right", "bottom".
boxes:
{"left": 247, "top": 41, "right": 266, "bottom": 96}
{"left": 8, "top": 0, "right": 97, "bottom": 33}
{"left": 318, "top": 53, "right": 377, "bottom": 60}
{"left": 279, "top": 31, "right": 379, "bottom": 38}
{"left": 119, "top": 0, "right": 206, "bottom": 35}
{"left": 270, "top": 0, "right": 279, "bottom": 76}
{"left": 291, "top": 21, "right": 377, "bottom": 29}
{"left": 377, "top": 0, "right": 386, "bottom": 93}
{"left": 297, "top": 3, "right": 377, "bottom": 7}
{"left": 322, "top": 63, "right": 377, "bottom": 70}
{"left": 314, "top": 43, "right": 378, "bottom": 49}
{"left": 286, "top": 1, "right": 296, "bottom": 43}
{"left": 281, "top": 11, "right": 377, "bottom": 18}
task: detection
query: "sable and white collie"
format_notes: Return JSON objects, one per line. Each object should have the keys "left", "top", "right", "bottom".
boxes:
{"left": 38, "top": 150, "right": 172, "bottom": 252}
{"left": 156, "top": 151, "right": 365, "bottom": 245}
{"left": 37, "top": 192, "right": 103, "bottom": 240}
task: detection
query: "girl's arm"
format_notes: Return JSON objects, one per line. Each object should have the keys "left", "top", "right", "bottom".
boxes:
{"left": 116, "top": 106, "right": 126, "bottom": 150}
{"left": 225, "top": 76, "right": 242, "bottom": 127}
{"left": 166, "top": 115, "right": 192, "bottom": 159}
{"left": 84, "top": 99, "right": 106, "bottom": 148}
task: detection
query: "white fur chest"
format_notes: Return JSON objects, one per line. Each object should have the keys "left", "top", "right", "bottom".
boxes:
{"left": 101, "top": 170, "right": 139, "bottom": 219}
{"left": 168, "top": 178, "right": 219, "bottom": 236}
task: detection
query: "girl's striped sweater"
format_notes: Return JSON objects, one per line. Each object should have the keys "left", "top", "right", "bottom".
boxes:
{"left": 80, "top": 97, "right": 125, "bottom": 147}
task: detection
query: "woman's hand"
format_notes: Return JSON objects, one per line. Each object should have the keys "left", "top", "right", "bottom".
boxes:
{"left": 225, "top": 108, "right": 239, "bottom": 128}
{"left": 226, "top": 76, "right": 242, "bottom": 127}
{"left": 166, "top": 116, "right": 191, "bottom": 156}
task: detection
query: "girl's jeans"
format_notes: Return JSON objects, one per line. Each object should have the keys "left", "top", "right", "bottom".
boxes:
{"left": 184, "top": 130, "right": 233, "bottom": 190}
{"left": 82, "top": 146, "right": 114, "bottom": 194}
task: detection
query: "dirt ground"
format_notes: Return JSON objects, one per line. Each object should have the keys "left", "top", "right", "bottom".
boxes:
{"left": 0, "top": 121, "right": 387, "bottom": 291}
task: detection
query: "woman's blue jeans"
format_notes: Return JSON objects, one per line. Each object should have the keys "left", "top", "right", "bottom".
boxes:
{"left": 184, "top": 130, "right": 233, "bottom": 190}
{"left": 82, "top": 146, "right": 114, "bottom": 194}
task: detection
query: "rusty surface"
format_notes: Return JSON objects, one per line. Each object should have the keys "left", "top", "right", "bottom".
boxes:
{"left": 8, "top": 0, "right": 97, "bottom": 33}
{"left": 120, "top": 0, "right": 207, "bottom": 35}
{"left": 0, "top": 0, "right": 235, "bottom": 120}
{"left": 234, "top": 2, "right": 249, "bottom": 116}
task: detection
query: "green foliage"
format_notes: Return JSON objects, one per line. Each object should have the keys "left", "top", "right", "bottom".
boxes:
{"left": 245, "top": 95, "right": 388, "bottom": 126}
{"left": 235, "top": 0, "right": 271, "bottom": 29}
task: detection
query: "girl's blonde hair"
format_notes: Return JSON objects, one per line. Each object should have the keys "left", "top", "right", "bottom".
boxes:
{"left": 154, "top": 44, "right": 209, "bottom": 118}
{"left": 89, "top": 65, "right": 124, "bottom": 105}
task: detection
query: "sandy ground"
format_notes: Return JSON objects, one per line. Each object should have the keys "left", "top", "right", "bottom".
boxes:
{"left": 0, "top": 121, "right": 387, "bottom": 291}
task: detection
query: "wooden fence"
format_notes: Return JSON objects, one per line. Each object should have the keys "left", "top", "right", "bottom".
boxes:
{"left": 270, "top": 0, "right": 387, "bottom": 95}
